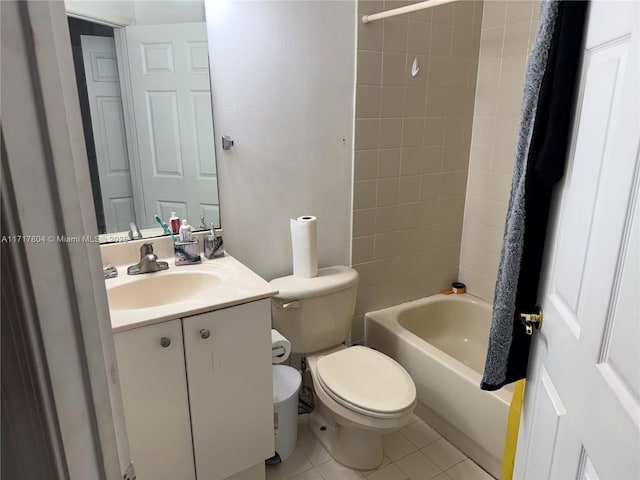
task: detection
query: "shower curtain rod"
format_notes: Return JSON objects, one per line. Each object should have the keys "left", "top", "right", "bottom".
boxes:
{"left": 361, "top": 0, "right": 459, "bottom": 24}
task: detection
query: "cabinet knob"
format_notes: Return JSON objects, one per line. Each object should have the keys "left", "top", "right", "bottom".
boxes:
{"left": 200, "top": 329, "right": 211, "bottom": 339}
{"left": 160, "top": 337, "right": 171, "bottom": 348}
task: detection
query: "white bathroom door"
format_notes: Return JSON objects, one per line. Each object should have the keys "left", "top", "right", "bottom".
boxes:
{"left": 81, "top": 35, "right": 136, "bottom": 232}
{"left": 123, "top": 23, "right": 220, "bottom": 229}
{"left": 514, "top": 1, "right": 640, "bottom": 479}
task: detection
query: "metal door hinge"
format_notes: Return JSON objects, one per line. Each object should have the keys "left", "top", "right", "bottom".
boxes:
{"left": 520, "top": 307, "right": 543, "bottom": 335}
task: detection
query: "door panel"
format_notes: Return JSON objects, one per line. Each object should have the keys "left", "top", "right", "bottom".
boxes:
{"left": 514, "top": 2, "right": 640, "bottom": 478}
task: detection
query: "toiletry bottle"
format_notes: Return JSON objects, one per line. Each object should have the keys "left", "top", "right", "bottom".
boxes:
{"left": 212, "top": 228, "right": 225, "bottom": 258}
{"left": 179, "top": 219, "right": 193, "bottom": 242}
{"left": 204, "top": 223, "right": 216, "bottom": 259}
{"left": 170, "top": 212, "right": 180, "bottom": 234}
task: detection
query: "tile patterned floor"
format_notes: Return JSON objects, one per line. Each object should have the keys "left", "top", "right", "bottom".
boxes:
{"left": 266, "top": 413, "right": 495, "bottom": 480}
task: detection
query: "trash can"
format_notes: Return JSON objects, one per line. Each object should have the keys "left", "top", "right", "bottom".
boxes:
{"left": 272, "top": 365, "right": 302, "bottom": 462}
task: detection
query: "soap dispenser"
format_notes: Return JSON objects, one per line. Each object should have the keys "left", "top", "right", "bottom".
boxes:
{"left": 204, "top": 224, "right": 225, "bottom": 259}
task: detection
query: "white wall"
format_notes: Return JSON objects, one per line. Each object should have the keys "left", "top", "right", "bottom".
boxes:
{"left": 205, "top": 0, "right": 356, "bottom": 280}
{"left": 65, "top": 0, "right": 204, "bottom": 26}
{"left": 65, "top": 0, "right": 136, "bottom": 26}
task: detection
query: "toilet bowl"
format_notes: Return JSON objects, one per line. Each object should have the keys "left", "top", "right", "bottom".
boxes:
{"left": 306, "top": 345, "right": 416, "bottom": 470}
{"left": 269, "top": 266, "right": 417, "bottom": 470}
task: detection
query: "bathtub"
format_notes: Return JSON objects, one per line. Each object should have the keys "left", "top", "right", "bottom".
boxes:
{"left": 365, "top": 294, "right": 511, "bottom": 479}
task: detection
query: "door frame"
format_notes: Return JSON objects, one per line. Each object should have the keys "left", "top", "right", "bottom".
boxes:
{"left": 2, "top": 1, "right": 130, "bottom": 477}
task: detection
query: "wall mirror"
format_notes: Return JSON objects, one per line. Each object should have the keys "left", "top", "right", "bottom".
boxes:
{"left": 66, "top": 0, "right": 220, "bottom": 242}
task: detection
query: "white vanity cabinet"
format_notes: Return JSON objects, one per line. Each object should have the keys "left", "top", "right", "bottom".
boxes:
{"left": 114, "top": 299, "right": 274, "bottom": 480}
{"left": 184, "top": 299, "right": 274, "bottom": 480}
{"left": 114, "top": 319, "right": 196, "bottom": 479}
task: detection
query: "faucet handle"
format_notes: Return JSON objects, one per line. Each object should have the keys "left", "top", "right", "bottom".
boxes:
{"left": 128, "top": 221, "right": 143, "bottom": 240}
{"left": 139, "top": 242, "right": 157, "bottom": 260}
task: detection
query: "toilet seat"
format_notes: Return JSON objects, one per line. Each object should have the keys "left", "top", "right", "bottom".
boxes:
{"left": 315, "top": 346, "right": 416, "bottom": 419}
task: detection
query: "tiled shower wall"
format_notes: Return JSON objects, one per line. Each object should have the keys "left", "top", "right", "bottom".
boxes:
{"left": 459, "top": 1, "right": 541, "bottom": 301}
{"left": 351, "top": 0, "right": 483, "bottom": 343}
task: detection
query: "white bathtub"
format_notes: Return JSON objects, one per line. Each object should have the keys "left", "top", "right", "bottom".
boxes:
{"left": 365, "top": 294, "right": 511, "bottom": 478}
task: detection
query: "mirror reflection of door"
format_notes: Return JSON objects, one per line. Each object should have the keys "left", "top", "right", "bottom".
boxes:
{"left": 68, "top": 15, "right": 220, "bottom": 237}
{"left": 123, "top": 23, "right": 219, "bottom": 232}
{"left": 81, "top": 33, "right": 136, "bottom": 233}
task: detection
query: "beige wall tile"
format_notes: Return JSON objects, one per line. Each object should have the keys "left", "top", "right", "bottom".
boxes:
{"left": 506, "top": 1, "right": 534, "bottom": 25}
{"left": 353, "top": 180, "right": 377, "bottom": 209}
{"left": 402, "top": 118, "right": 425, "bottom": 147}
{"left": 424, "top": 117, "right": 445, "bottom": 145}
{"left": 407, "top": 21, "right": 430, "bottom": 54}
{"left": 493, "top": 116, "right": 519, "bottom": 146}
{"left": 356, "top": 85, "right": 381, "bottom": 118}
{"left": 427, "top": 56, "right": 452, "bottom": 87}
{"left": 479, "top": 26, "right": 504, "bottom": 58}
{"left": 404, "top": 86, "right": 427, "bottom": 117}
{"left": 358, "top": 18, "right": 383, "bottom": 51}
{"left": 432, "top": 2, "right": 454, "bottom": 25}
{"left": 430, "top": 23, "right": 453, "bottom": 56}
{"left": 375, "top": 205, "right": 399, "bottom": 233}
{"left": 474, "top": 87, "right": 498, "bottom": 116}
{"left": 401, "top": 146, "right": 423, "bottom": 175}
{"left": 383, "top": 18, "right": 409, "bottom": 53}
{"left": 379, "top": 118, "right": 403, "bottom": 148}
{"left": 426, "top": 86, "right": 448, "bottom": 116}
{"left": 453, "top": 1, "right": 476, "bottom": 28}
{"left": 377, "top": 148, "right": 402, "bottom": 177}
{"left": 468, "top": 143, "right": 492, "bottom": 172}
{"left": 398, "top": 175, "right": 421, "bottom": 203}
{"left": 380, "top": 86, "right": 405, "bottom": 117}
{"left": 355, "top": 118, "right": 380, "bottom": 149}
{"left": 382, "top": 52, "right": 407, "bottom": 86}
{"left": 482, "top": 0, "right": 507, "bottom": 28}
{"left": 491, "top": 144, "right": 516, "bottom": 174}
{"left": 377, "top": 177, "right": 400, "bottom": 206}
{"left": 500, "top": 54, "right": 527, "bottom": 86}
{"left": 503, "top": 21, "right": 532, "bottom": 56}
{"left": 353, "top": 208, "right": 376, "bottom": 237}
{"left": 357, "top": 50, "right": 383, "bottom": 85}
{"left": 352, "top": 235, "right": 375, "bottom": 264}
{"left": 354, "top": 149, "right": 379, "bottom": 180}
{"left": 422, "top": 145, "right": 443, "bottom": 173}
{"left": 396, "top": 202, "right": 420, "bottom": 230}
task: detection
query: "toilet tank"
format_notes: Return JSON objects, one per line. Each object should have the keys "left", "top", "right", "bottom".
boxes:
{"left": 270, "top": 266, "right": 359, "bottom": 354}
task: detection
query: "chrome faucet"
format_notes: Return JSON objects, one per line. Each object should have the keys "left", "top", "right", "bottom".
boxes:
{"left": 127, "top": 242, "right": 169, "bottom": 275}
{"left": 128, "top": 221, "right": 143, "bottom": 240}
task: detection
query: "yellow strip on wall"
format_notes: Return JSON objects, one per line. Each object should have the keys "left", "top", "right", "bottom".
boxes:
{"left": 501, "top": 380, "right": 526, "bottom": 480}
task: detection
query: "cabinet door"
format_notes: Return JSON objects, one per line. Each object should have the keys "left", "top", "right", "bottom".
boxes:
{"left": 114, "top": 320, "right": 195, "bottom": 480}
{"left": 184, "top": 300, "right": 274, "bottom": 480}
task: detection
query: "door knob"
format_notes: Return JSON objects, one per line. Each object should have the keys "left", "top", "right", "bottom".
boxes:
{"left": 160, "top": 337, "right": 171, "bottom": 348}
{"left": 200, "top": 329, "right": 211, "bottom": 339}
{"left": 520, "top": 307, "right": 543, "bottom": 335}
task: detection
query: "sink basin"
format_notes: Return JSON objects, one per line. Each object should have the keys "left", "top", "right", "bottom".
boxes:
{"left": 107, "top": 271, "right": 220, "bottom": 310}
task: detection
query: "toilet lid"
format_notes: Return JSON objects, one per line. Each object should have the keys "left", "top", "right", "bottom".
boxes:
{"left": 316, "top": 346, "right": 416, "bottom": 414}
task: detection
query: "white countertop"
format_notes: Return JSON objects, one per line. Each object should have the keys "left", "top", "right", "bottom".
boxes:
{"left": 104, "top": 248, "right": 278, "bottom": 333}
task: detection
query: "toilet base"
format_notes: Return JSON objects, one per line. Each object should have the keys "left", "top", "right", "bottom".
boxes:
{"left": 308, "top": 407, "right": 384, "bottom": 471}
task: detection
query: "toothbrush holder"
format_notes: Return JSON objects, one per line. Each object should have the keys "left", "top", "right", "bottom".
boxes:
{"left": 174, "top": 240, "right": 201, "bottom": 265}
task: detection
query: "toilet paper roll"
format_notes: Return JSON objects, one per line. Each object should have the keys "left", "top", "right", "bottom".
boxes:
{"left": 271, "top": 329, "right": 292, "bottom": 364}
{"left": 290, "top": 216, "right": 318, "bottom": 278}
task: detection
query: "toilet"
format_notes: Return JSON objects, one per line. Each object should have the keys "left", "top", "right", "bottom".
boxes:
{"left": 269, "top": 266, "right": 416, "bottom": 470}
